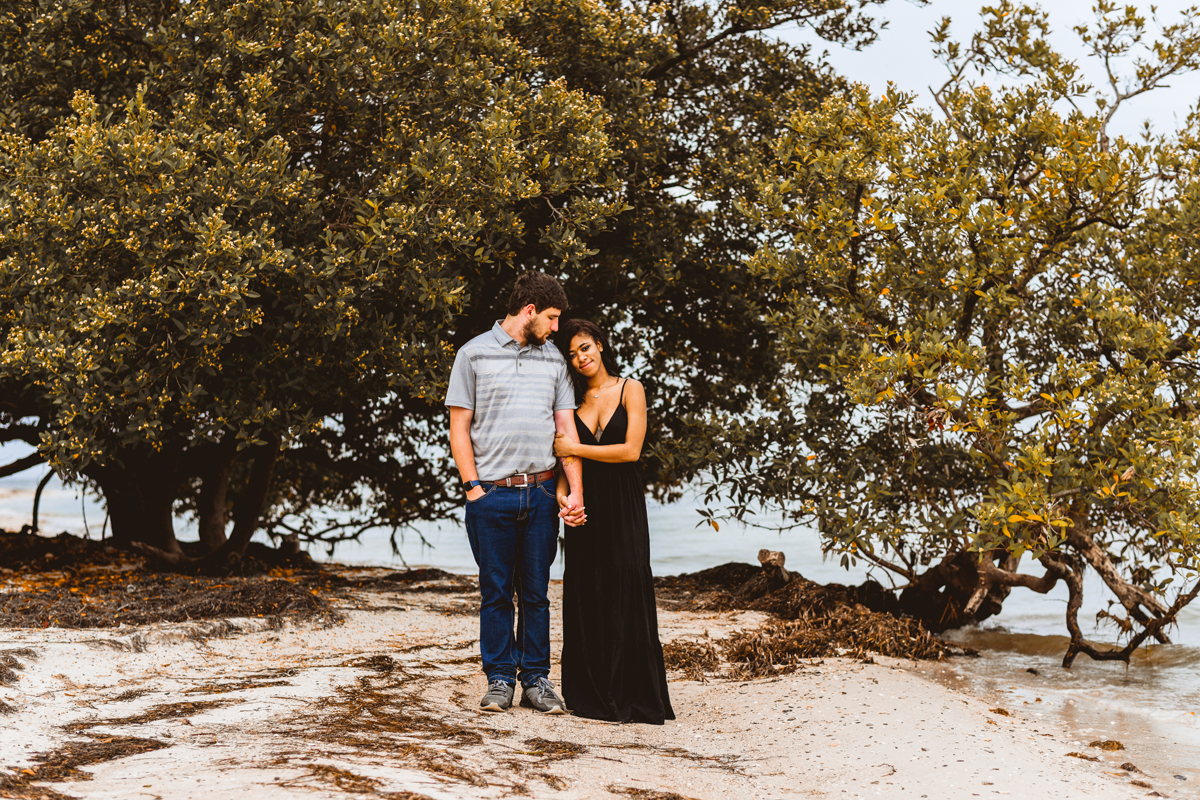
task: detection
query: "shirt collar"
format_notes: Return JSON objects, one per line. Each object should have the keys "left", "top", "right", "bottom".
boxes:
{"left": 491, "top": 321, "right": 520, "bottom": 348}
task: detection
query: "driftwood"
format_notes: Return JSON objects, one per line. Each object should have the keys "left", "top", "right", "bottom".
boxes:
{"left": 757, "top": 549, "right": 791, "bottom": 582}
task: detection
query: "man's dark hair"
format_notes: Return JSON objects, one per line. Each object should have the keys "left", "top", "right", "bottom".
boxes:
{"left": 506, "top": 272, "right": 568, "bottom": 316}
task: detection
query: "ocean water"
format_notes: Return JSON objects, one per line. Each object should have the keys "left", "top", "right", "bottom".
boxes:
{"left": 2, "top": 453, "right": 1198, "bottom": 783}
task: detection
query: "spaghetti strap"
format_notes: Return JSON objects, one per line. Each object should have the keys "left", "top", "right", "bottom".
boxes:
{"left": 618, "top": 378, "right": 628, "bottom": 402}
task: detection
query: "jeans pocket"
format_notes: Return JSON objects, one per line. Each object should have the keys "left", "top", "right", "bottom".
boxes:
{"left": 536, "top": 483, "right": 557, "bottom": 501}
{"left": 466, "top": 485, "right": 496, "bottom": 504}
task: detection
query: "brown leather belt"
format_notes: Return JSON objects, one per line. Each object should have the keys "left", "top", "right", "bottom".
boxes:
{"left": 486, "top": 469, "right": 555, "bottom": 488}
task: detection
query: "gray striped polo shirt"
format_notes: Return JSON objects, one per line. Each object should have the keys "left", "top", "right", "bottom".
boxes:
{"left": 444, "top": 321, "right": 576, "bottom": 481}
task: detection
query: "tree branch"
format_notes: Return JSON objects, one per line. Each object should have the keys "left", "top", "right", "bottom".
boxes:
{"left": 0, "top": 453, "right": 43, "bottom": 479}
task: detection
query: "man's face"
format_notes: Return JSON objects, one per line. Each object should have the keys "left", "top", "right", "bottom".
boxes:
{"left": 521, "top": 306, "right": 561, "bottom": 346}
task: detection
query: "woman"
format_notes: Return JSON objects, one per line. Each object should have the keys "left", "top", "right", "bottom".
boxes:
{"left": 552, "top": 318, "right": 674, "bottom": 725}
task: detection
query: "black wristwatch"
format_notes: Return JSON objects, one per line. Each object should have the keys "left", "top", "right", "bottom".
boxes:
{"left": 463, "top": 479, "right": 483, "bottom": 492}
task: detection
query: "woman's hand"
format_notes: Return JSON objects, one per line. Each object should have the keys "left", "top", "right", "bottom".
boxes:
{"left": 553, "top": 432, "right": 577, "bottom": 458}
{"left": 556, "top": 472, "right": 586, "bottom": 526}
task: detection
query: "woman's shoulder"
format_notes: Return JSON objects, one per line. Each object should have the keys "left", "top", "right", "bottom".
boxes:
{"left": 618, "top": 377, "right": 646, "bottom": 399}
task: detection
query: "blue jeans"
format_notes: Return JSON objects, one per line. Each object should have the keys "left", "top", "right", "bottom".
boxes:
{"left": 464, "top": 483, "right": 559, "bottom": 687}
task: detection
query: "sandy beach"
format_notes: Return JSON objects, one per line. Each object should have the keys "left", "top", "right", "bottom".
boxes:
{"left": 0, "top": 566, "right": 1173, "bottom": 800}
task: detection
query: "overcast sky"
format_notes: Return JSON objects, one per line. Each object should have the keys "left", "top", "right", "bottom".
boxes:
{"left": 781, "top": 0, "right": 1200, "bottom": 141}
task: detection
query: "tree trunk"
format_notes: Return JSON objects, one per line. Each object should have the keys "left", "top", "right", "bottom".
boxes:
{"left": 205, "top": 436, "right": 281, "bottom": 571}
{"left": 196, "top": 446, "right": 237, "bottom": 552}
{"left": 87, "top": 454, "right": 185, "bottom": 557}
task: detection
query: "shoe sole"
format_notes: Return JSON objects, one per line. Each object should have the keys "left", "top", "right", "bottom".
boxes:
{"left": 520, "top": 698, "right": 567, "bottom": 715}
{"left": 480, "top": 701, "right": 509, "bottom": 712}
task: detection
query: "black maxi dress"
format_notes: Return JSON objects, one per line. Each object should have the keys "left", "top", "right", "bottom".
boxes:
{"left": 561, "top": 380, "right": 675, "bottom": 724}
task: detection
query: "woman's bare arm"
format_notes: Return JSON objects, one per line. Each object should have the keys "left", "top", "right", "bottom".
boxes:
{"left": 553, "top": 380, "right": 646, "bottom": 464}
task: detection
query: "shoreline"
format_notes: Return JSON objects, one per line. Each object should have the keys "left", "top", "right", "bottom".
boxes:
{"left": 915, "top": 653, "right": 1200, "bottom": 797}
{"left": 0, "top": 565, "right": 1169, "bottom": 800}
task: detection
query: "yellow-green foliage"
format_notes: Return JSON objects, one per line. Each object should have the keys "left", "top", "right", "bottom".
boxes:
{"left": 0, "top": 0, "right": 618, "bottom": 469}
{"left": 1, "top": 0, "right": 895, "bottom": 551}
{"left": 673, "top": 2, "right": 1200, "bottom": 661}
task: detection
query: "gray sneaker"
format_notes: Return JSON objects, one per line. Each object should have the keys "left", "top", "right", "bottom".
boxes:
{"left": 480, "top": 679, "right": 515, "bottom": 712}
{"left": 520, "top": 677, "right": 566, "bottom": 714}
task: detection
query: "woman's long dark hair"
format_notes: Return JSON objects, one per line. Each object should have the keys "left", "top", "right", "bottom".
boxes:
{"left": 556, "top": 318, "right": 620, "bottom": 405}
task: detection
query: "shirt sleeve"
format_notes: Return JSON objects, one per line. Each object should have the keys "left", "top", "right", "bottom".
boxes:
{"left": 554, "top": 362, "right": 577, "bottom": 411}
{"left": 443, "top": 347, "right": 476, "bottom": 409}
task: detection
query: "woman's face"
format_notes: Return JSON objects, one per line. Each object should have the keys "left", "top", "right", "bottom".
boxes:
{"left": 568, "top": 334, "right": 603, "bottom": 380}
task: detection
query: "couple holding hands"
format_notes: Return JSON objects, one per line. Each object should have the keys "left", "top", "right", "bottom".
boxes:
{"left": 445, "top": 272, "right": 674, "bottom": 725}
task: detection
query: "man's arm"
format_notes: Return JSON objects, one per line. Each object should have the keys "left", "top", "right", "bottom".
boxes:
{"left": 448, "top": 406, "right": 484, "bottom": 502}
{"left": 554, "top": 408, "right": 584, "bottom": 524}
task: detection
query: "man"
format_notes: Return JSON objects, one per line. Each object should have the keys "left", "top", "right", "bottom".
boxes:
{"left": 445, "top": 272, "right": 585, "bottom": 714}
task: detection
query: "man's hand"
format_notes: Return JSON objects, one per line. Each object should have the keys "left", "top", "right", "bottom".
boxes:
{"left": 558, "top": 490, "right": 586, "bottom": 527}
{"left": 465, "top": 485, "right": 486, "bottom": 503}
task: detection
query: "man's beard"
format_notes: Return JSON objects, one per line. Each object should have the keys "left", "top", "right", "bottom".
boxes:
{"left": 522, "top": 319, "right": 546, "bottom": 346}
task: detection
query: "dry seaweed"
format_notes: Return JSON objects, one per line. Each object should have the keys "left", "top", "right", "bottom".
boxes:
{"left": 0, "top": 776, "right": 77, "bottom": 800}
{"left": 520, "top": 738, "right": 586, "bottom": 760}
{"left": 0, "top": 734, "right": 167, "bottom": 798}
{"left": 286, "top": 654, "right": 490, "bottom": 789}
{"left": 64, "top": 699, "right": 236, "bottom": 732}
{"left": 322, "top": 569, "right": 477, "bottom": 596}
{"left": 661, "top": 640, "right": 719, "bottom": 682}
{"left": 660, "top": 561, "right": 974, "bottom": 667}
{"left": 0, "top": 649, "right": 38, "bottom": 686}
{"left": 600, "top": 742, "right": 743, "bottom": 776}
{"left": 0, "top": 530, "right": 131, "bottom": 573}
{"left": 1066, "top": 752, "right": 1100, "bottom": 761}
{"left": 0, "top": 530, "right": 354, "bottom": 629}
{"left": 537, "top": 772, "right": 568, "bottom": 790}
{"left": 183, "top": 678, "right": 292, "bottom": 695}
{"left": 721, "top": 611, "right": 966, "bottom": 678}
{"left": 0, "top": 532, "right": 483, "bottom": 631}
{"left": 1089, "top": 740, "right": 1125, "bottom": 751}
{"left": 0, "top": 570, "right": 339, "bottom": 629}
{"left": 0, "top": 530, "right": 314, "bottom": 575}
{"left": 426, "top": 598, "right": 480, "bottom": 616}
{"left": 654, "top": 563, "right": 761, "bottom": 612}
{"left": 276, "top": 762, "right": 438, "bottom": 798}
{"left": 607, "top": 786, "right": 701, "bottom": 800}
{"left": 305, "top": 764, "right": 383, "bottom": 793}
